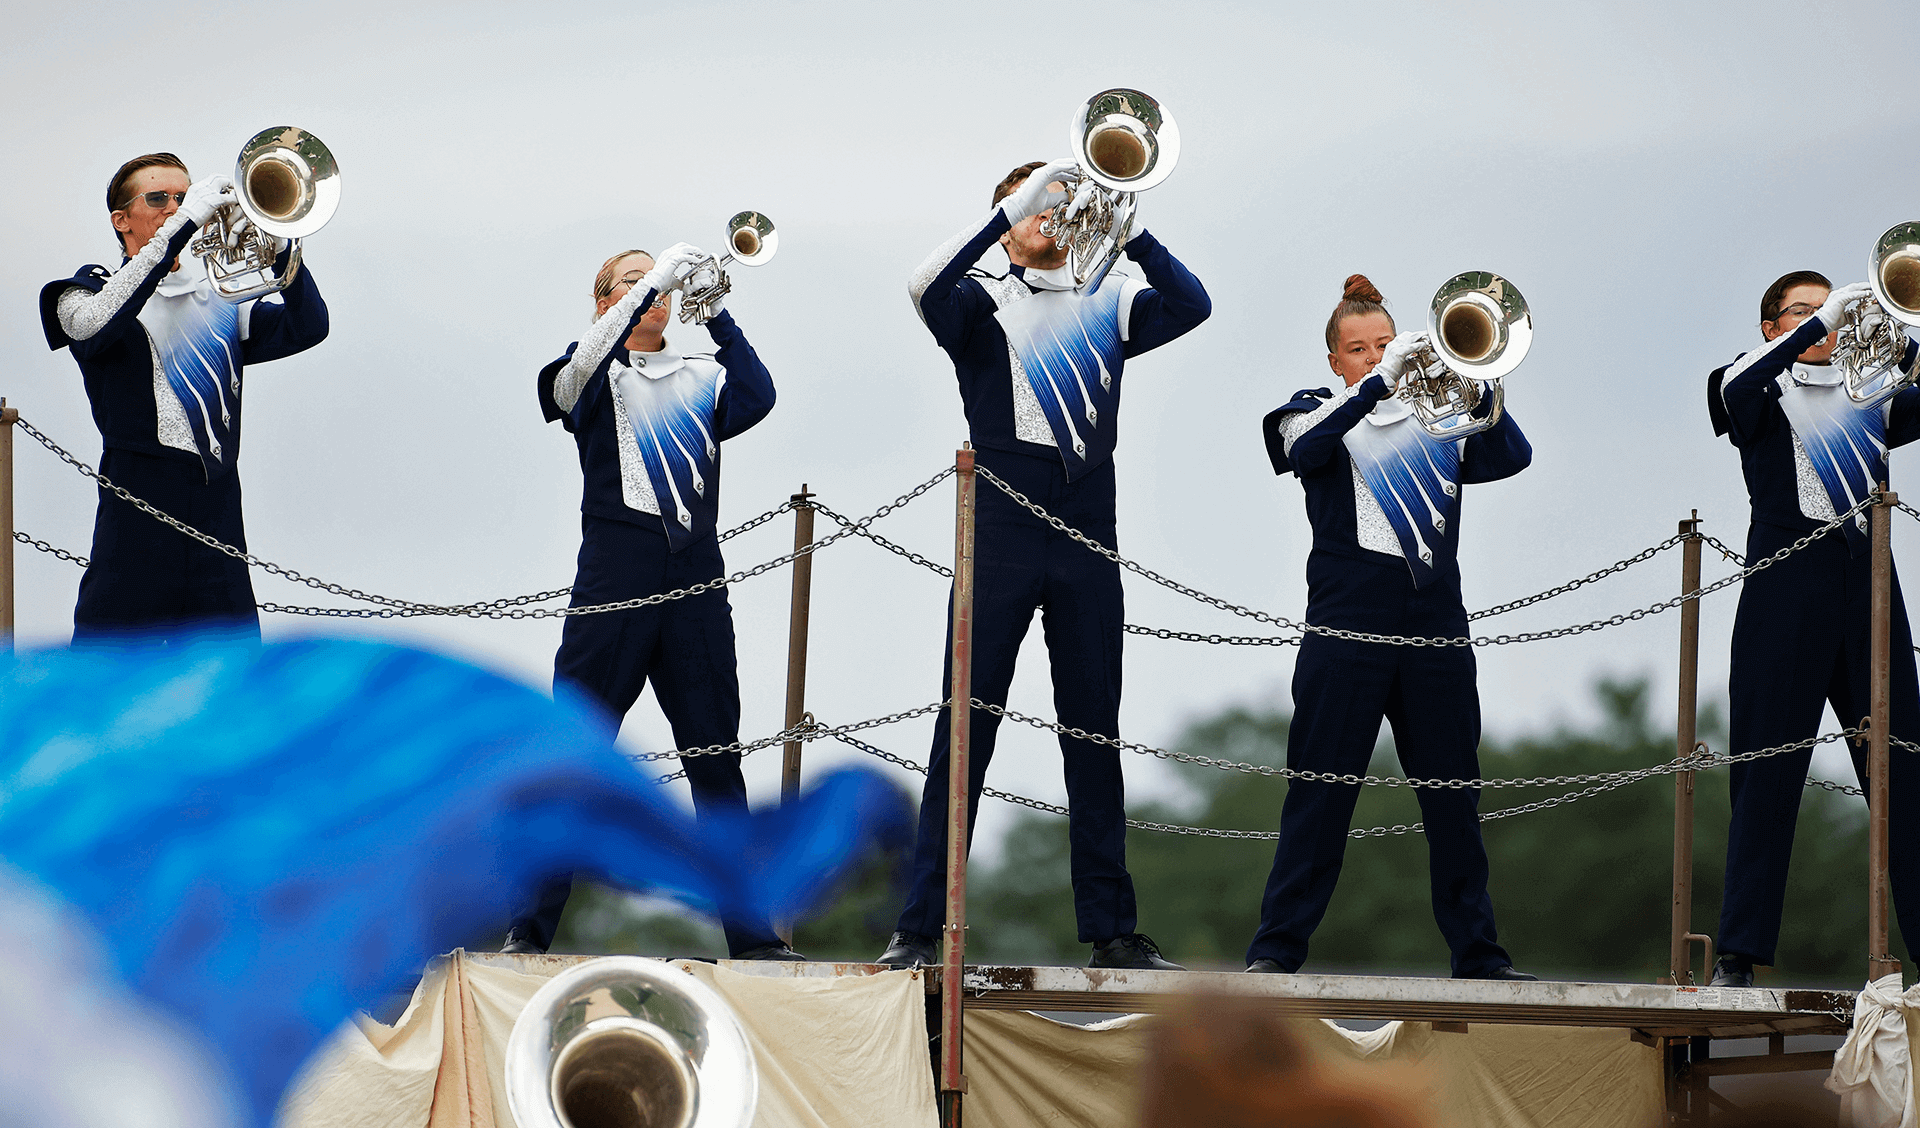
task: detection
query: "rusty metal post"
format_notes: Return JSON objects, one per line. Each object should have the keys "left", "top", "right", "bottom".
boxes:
{"left": 780, "top": 486, "right": 816, "bottom": 806}
{"left": 939, "top": 446, "right": 977, "bottom": 1128}
{"left": 1670, "top": 512, "right": 1704, "bottom": 984}
{"left": 774, "top": 486, "right": 816, "bottom": 946}
{"left": 1, "top": 398, "right": 15, "bottom": 652}
{"left": 1869, "top": 485, "right": 1901, "bottom": 983}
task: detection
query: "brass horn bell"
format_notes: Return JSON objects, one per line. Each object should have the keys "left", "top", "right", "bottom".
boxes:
{"left": 1397, "top": 271, "right": 1532, "bottom": 440}
{"left": 504, "top": 956, "right": 757, "bottom": 1128}
{"left": 188, "top": 126, "right": 340, "bottom": 303}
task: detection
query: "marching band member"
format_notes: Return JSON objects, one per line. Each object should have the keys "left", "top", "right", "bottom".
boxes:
{"left": 1706, "top": 271, "right": 1920, "bottom": 986}
{"left": 1246, "top": 275, "right": 1534, "bottom": 980}
{"left": 38, "top": 153, "right": 329, "bottom": 642}
{"left": 503, "top": 245, "right": 800, "bottom": 961}
{"left": 875, "top": 159, "right": 1210, "bottom": 971}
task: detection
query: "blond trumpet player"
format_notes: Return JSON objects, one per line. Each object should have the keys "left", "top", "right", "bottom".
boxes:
{"left": 38, "top": 151, "right": 330, "bottom": 643}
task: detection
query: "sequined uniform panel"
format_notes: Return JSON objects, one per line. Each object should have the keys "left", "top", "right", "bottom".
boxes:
{"left": 612, "top": 357, "right": 723, "bottom": 535}
{"left": 993, "top": 283, "right": 1129, "bottom": 473}
{"left": 1342, "top": 415, "right": 1462, "bottom": 584}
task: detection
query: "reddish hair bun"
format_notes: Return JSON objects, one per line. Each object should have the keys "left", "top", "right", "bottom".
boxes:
{"left": 1342, "top": 274, "right": 1385, "bottom": 304}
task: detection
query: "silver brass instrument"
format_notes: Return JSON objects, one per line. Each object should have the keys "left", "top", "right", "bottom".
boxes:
{"left": 678, "top": 211, "right": 777, "bottom": 325}
{"left": 1038, "top": 88, "right": 1181, "bottom": 294}
{"left": 1835, "top": 221, "right": 1920, "bottom": 407}
{"left": 1398, "top": 272, "right": 1532, "bottom": 440}
{"left": 187, "top": 127, "right": 339, "bottom": 303}
{"left": 505, "top": 956, "right": 756, "bottom": 1128}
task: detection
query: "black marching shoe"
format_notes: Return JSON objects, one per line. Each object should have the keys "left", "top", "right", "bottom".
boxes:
{"left": 1089, "top": 933, "right": 1186, "bottom": 971}
{"left": 1245, "top": 958, "right": 1286, "bottom": 974}
{"left": 1465, "top": 965, "right": 1539, "bottom": 982}
{"left": 876, "top": 930, "right": 938, "bottom": 969}
{"left": 1708, "top": 954, "right": 1754, "bottom": 988}
{"left": 734, "top": 942, "right": 809, "bottom": 962}
{"left": 499, "top": 927, "right": 545, "bottom": 955}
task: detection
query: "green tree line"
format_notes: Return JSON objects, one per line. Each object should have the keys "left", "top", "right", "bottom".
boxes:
{"left": 555, "top": 677, "right": 1904, "bottom": 987}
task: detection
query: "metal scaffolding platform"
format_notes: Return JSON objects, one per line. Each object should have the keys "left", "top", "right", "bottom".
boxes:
{"left": 467, "top": 954, "right": 1855, "bottom": 1041}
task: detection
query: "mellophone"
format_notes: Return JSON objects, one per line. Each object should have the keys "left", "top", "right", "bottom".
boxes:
{"left": 184, "top": 105, "right": 1920, "bottom": 412}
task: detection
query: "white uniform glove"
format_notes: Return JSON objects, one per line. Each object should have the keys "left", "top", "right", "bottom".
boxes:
{"left": 225, "top": 212, "right": 288, "bottom": 257}
{"left": 642, "top": 242, "right": 705, "bottom": 295}
{"left": 999, "top": 158, "right": 1080, "bottom": 225}
{"left": 1815, "top": 281, "right": 1874, "bottom": 332}
{"left": 179, "top": 174, "right": 235, "bottom": 226}
{"left": 1374, "top": 331, "right": 1427, "bottom": 389}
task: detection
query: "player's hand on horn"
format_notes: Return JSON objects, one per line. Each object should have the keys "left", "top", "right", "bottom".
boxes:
{"left": 1376, "top": 331, "right": 1427, "bottom": 390}
{"left": 1000, "top": 159, "right": 1081, "bottom": 225}
{"left": 1816, "top": 281, "right": 1874, "bottom": 332}
{"left": 643, "top": 242, "right": 705, "bottom": 295}
{"left": 179, "top": 174, "right": 235, "bottom": 227}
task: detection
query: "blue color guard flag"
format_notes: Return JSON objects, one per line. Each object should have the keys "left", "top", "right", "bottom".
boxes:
{"left": 0, "top": 637, "right": 906, "bottom": 1126}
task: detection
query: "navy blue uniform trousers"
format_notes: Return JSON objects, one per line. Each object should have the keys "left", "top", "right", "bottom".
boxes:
{"left": 895, "top": 447, "right": 1138, "bottom": 944}
{"left": 1721, "top": 522, "right": 1920, "bottom": 965}
{"left": 1246, "top": 556, "right": 1511, "bottom": 977}
{"left": 512, "top": 514, "right": 781, "bottom": 955}
{"left": 73, "top": 449, "right": 260, "bottom": 644}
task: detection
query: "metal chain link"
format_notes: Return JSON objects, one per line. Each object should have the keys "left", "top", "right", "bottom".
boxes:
{"left": 830, "top": 728, "right": 1801, "bottom": 841}
{"left": 972, "top": 694, "right": 1862, "bottom": 791}
{"left": 12, "top": 530, "right": 88, "bottom": 568}
{"left": 17, "top": 415, "right": 952, "bottom": 620}
{"left": 811, "top": 500, "right": 955, "bottom": 578}
{"left": 1123, "top": 623, "right": 1299, "bottom": 647}
{"left": 974, "top": 463, "right": 1872, "bottom": 649}
{"left": 637, "top": 702, "right": 950, "bottom": 785}
{"left": 1467, "top": 534, "right": 1685, "bottom": 621}
{"left": 1699, "top": 533, "right": 1747, "bottom": 566}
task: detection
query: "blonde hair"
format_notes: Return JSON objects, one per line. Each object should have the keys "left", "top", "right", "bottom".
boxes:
{"left": 591, "top": 249, "right": 653, "bottom": 314}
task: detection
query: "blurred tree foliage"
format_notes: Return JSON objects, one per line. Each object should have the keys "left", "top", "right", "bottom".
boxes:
{"left": 553, "top": 677, "right": 1903, "bottom": 987}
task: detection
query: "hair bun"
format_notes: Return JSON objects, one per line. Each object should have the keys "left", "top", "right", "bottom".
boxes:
{"left": 1343, "top": 274, "right": 1385, "bottom": 304}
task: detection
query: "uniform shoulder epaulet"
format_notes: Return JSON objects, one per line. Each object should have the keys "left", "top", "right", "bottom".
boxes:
{"left": 1260, "top": 388, "right": 1337, "bottom": 477}
{"left": 38, "top": 265, "right": 114, "bottom": 351}
{"left": 964, "top": 266, "right": 1009, "bottom": 282}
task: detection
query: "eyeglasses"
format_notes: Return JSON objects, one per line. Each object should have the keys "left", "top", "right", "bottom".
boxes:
{"left": 122, "top": 191, "right": 186, "bottom": 210}
{"left": 1774, "top": 303, "right": 1820, "bottom": 322}
{"left": 613, "top": 275, "right": 668, "bottom": 308}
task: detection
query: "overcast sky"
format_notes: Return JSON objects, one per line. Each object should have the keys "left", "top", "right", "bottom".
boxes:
{"left": 6, "top": 2, "right": 1919, "bottom": 860}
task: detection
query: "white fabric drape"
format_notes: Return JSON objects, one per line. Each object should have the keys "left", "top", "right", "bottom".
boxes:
{"left": 1827, "top": 972, "right": 1920, "bottom": 1128}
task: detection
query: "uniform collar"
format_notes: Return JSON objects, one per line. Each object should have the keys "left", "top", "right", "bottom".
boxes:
{"left": 1790, "top": 361, "right": 1842, "bottom": 388}
{"left": 1364, "top": 384, "right": 1414, "bottom": 426}
{"left": 622, "top": 342, "right": 685, "bottom": 380}
{"left": 148, "top": 250, "right": 210, "bottom": 299}
{"left": 1011, "top": 262, "right": 1077, "bottom": 293}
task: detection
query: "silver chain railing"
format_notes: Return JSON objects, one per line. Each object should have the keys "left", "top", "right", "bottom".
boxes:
{"left": 973, "top": 463, "right": 1874, "bottom": 649}
{"left": 16, "top": 415, "right": 951, "bottom": 620}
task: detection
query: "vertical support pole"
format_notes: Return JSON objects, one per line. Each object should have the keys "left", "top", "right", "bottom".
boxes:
{"left": 774, "top": 486, "right": 816, "bottom": 947}
{"left": 780, "top": 485, "right": 816, "bottom": 806}
{"left": 1869, "top": 484, "right": 1902, "bottom": 983}
{"left": 0, "top": 398, "right": 16, "bottom": 652}
{"left": 1671, "top": 512, "right": 1703, "bottom": 984}
{"left": 939, "top": 446, "right": 977, "bottom": 1128}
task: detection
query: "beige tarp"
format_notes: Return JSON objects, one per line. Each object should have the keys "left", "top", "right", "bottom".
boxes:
{"left": 962, "top": 1009, "right": 1664, "bottom": 1128}
{"left": 278, "top": 953, "right": 1670, "bottom": 1128}
{"left": 277, "top": 952, "right": 939, "bottom": 1128}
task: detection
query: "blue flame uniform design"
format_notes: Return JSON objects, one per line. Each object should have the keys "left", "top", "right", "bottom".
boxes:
{"left": 1708, "top": 313, "right": 1920, "bottom": 967}
{"left": 1247, "top": 372, "right": 1530, "bottom": 976}
{"left": 526, "top": 295, "right": 779, "bottom": 955}
{"left": 893, "top": 207, "right": 1210, "bottom": 944}
{"left": 39, "top": 217, "right": 329, "bottom": 642}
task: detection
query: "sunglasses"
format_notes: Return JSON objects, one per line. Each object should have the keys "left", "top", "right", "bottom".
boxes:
{"left": 122, "top": 190, "right": 186, "bottom": 210}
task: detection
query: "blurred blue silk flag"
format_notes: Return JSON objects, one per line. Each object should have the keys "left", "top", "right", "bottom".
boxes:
{"left": 0, "top": 637, "right": 906, "bottom": 1126}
